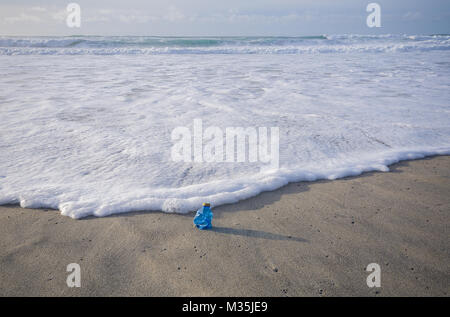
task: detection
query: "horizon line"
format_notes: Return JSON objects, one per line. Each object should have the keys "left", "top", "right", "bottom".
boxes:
{"left": 1, "top": 33, "right": 449, "bottom": 37}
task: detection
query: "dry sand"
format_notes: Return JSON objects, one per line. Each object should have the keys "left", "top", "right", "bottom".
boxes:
{"left": 0, "top": 156, "right": 449, "bottom": 296}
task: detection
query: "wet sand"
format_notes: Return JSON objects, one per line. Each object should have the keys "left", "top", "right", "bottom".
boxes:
{"left": 0, "top": 156, "right": 449, "bottom": 296}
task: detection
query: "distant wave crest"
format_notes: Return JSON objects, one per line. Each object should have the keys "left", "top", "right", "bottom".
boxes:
{"left": 1, "top": 34, "right": 449, "bottom": 55}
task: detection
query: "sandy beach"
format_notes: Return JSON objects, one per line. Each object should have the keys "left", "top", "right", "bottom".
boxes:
{"left": 0, "top": 156, "right": 449, "bottom": 297}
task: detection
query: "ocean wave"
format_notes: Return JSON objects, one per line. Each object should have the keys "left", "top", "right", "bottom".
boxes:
{"left": 1, "top": 147, "right": 449, "bottom": 218}
{"left": 0, "top": 34, "right": 449, "bottom": 55}
{"left": 1, "top": 36, "right": 449, "bottom": 218}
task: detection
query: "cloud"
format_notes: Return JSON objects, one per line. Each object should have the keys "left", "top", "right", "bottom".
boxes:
{"left": 109, "top": 9, "right": 159, "bottom": 24}
{"left": 51, "top": 9, "right": 67, "bottom": 22}
{"left": 165, "top": 6, "right": 185, "bottom": 22}
{"left": 196, "top": 11, "right": 317, "bottom": 25}
{"left": 402, "top": 12, "right": 422, "bottom": 21}
{"left": 30, "top": 7, "right": 47, "bottom": 12}
{"left": 4, "top": 13, "right": 41, "bottom": 24}
{"left": 0, "top": 1, "right": 448, "bottom": 36}
{"left": 82, "top": 7, "right": 185, "bottom": 24}
{"left": 118, "top": 13, "right": 157, "bottom": 24}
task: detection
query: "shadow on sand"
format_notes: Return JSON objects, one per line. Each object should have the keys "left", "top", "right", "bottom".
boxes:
{"left": 211, "top": 156, "right": 427, "bottom": 216}
{"left": 209, "top": 226, "right": 308, "bottom": 242}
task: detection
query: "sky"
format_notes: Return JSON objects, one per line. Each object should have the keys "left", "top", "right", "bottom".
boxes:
{"left": 1, "top": 0, "right": 449, "bottom": 36}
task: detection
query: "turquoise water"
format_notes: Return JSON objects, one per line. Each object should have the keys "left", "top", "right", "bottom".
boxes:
{"left": 0, "top": 34, "right": 449, "bottom": 54}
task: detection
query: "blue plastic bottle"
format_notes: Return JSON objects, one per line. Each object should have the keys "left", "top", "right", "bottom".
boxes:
{"left": 193, "top": 203, "right": 213, "bottom": 230}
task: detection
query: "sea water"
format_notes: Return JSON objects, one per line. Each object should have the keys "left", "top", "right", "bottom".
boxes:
{"left": 0, "top": 35, "right": 449, "bottom": 218}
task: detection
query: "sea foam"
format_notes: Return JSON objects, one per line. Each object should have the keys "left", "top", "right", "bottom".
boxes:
{"left": 0, "top": 34, "right": 449, "bottom": 55}
{"left": 0, "top": 36, "right": 449, "bottom": 218}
